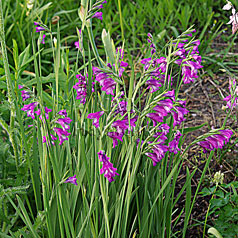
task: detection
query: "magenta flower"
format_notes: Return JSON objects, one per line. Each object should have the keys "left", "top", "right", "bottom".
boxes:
{"left": 64, "top": 175, "right": 78, "bottom": 186}
{"left": 162, "top": 90, "right": 175, "bottom": 101}
{"left": 169, "top": 130, "right": 182, "bottom": 154}
{"left": 146, "top": 113, "right": 164, "bottom": 126}
{"left": 74, "top": 41, "right": 80, "bottom": 48}
{"left": 34, "top": 22, "right": 46, "bottom": 32}
{"left": 113, "top": 100, "right": 127, "bottom": 116}
{"left": 181, "top": 60, "right": 202, "bottom": 84}
{"left": 87, "top": 111, "right": 104, "bottom": 128}
{"left": 55, "top": 117, "right": 72, "bottom": 130}
{"left": 21, "top": 102, "right": 38, "bottom": 119}
{"left": 152, "top": 131, "right": 167, "bottom": 143}
{"left": 145, "top": 143, "right": 168, "bottom": 166}
{"left": 112, "top": 116, "right": 138, "bottom": 134}
{"left": 153, "top": 99, "right": 174, "bottom": 117}
{"left": 18, "top": 85, "right": 24, "bottom": 89}
{"left": 223, "top": 95, "right": 238, "bottom": 109}
{"left": 118, "top": 61, "right": 128, "bottom": 77}
{"left": 53, "top": 127, "right": 71, "bottom": 145}
{"left": 41, "top": 34, "right": 46, "bottom": 44}
{"left": 21, "top": 90, "right": 31, "bottom": 101}
{"left": 101, "top": 78, "right": 117, "bottom": 95}
{"left": 171, "top": 106, "right": 189, "bottom": 126}
{"left": 108, "top": 132, "right": 123, "bottom": 148}
{"left": 141, "top": 57, "right": 152, "bottom": 70}
{"left": 58, "top": 109, "right": 67, "bottom": 117}
{"left": 146, "top": 78, "right": 162, "bottom": 93}
{"left": 158, "top": 123, "right": 170, "bottom": 135}
{"left": 98, "top": 151, "right": 119, "bottom": 182}
{"left": 37, "top": 107, "right": 52, "bottom": 120}
{"left": 43, "top": 134, "right": 58, "bottom": 146}
{"left": 92, "top": 12, "right": 103, "bottom": 21}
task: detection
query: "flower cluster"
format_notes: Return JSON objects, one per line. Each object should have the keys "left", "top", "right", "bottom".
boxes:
{"left": 53, "top": 110, "right": 72, "bottom": 145}
{"left": 73, "top": 74, "right": 87, "bottom": 104}
{"left": 142, "top": 87, "right": 187, "bottom": 165}
{"left": 19, "top": 85, "right": 71, "bottom": 146}
{"left": 98, "top": 150, "right": 119, "bottom": 182}
{"left": 173, "top": 33, "right": 203, "bottom": 84}
{"left": 197, "top": 129, "right": 233, "bottom": 152}
{"left": 109, "top": 116, "right": 138, "bottom": 146}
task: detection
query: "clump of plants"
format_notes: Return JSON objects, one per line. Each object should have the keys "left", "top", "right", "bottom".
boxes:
{"left": 0, "top": 0, "right": 236, "bottom": 237}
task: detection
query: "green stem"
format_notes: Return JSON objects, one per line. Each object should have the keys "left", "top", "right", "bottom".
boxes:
{"left": 203, "top": 186, "right": 217, "bottom": 238}
{"left": 87, "top": 25, "right": 103, "bottom": 68}
{"left": 117, "top": 0, "right": 124, "bottom": 41}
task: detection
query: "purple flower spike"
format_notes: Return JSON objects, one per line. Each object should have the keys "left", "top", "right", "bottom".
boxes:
{"left": 112, "top": 116, "right": 138, "bottom": 134}
{"left": 92, "top": 12, "right": 103, "bottom": 21}
{"left": 87, "top": 111, "right": 104, "bottom": 128}
{"left": 197, "top": 129, "right": 233, "bottom": 152}
{"left": 118, "top": 61, "right": 128, "bottom": 77}
{"left": 73, "top": 74, "right": 87, "bottom": 104}
{"left": 18, "top": 85, "right": 24, "bottom": 89}
{"left": 42, "top": 134, "right": 58, "bottom": 146}
{"left": 114, "top": 100, "right": 127, "bottom": 116}
{"left": 98, "top": 151, "right": 119, "bottom": 182}
{"left": 64, "top": 175, "right": 78, "bottom": 186}
{"left": 158, "top": 123, "right": 170, "bottom": 135}
{"left": 93, "top": 67, "right": 116, "bottom": 95}
{"left": 38, "top": 107, "right": 52, "bottom": 120}
{"left": 108, "top": 132, "right": 123, "bottom": 148}
{"left": 163, "top": 90, "right": 175, "bottom": 101}
{"left": 35, "top": 109, "right": 41, "bottom": 116}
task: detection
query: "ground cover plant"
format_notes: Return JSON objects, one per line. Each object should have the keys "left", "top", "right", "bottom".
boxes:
{"left": 0, "top": 0, "right": 237, "bottom": 237}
